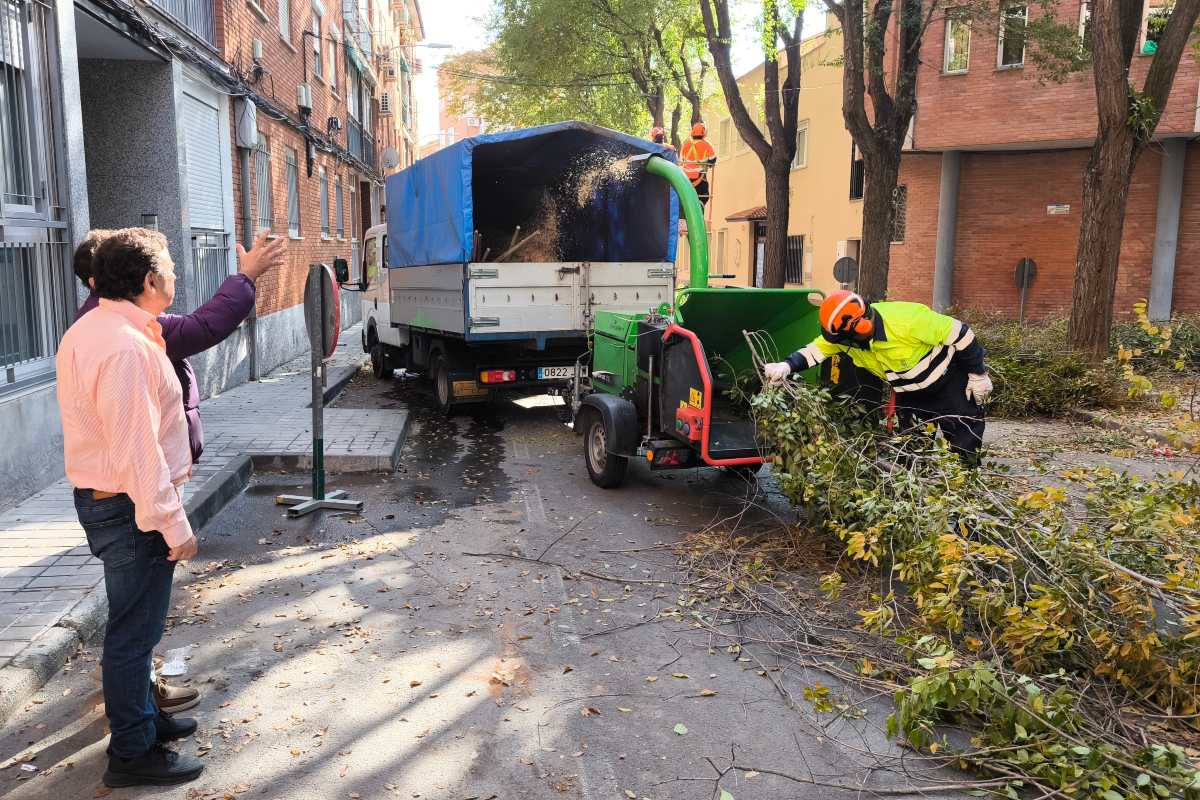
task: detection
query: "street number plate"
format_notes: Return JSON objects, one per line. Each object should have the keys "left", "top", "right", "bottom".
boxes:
{"left": 537, "top": 366, "right": 586, "bottom": 380}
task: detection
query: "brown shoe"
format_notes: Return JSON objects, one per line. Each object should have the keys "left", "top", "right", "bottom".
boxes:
{"left": 154, "top": 678, "right": 200, "bottom": 714}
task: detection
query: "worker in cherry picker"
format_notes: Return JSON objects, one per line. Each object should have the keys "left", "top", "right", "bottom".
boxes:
{"left": 649, "top": 126, "right": 675, "bottom": 152}
{"left": 762, "top": 291, "right": 994, "bottom": 461}
{"left": 680, "top": 122, "right": 717, "bottom": 206}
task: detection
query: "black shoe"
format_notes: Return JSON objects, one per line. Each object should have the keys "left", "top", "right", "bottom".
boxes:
{"left": 155, "top": 710, "right": 198, "bottom": 742}
{"left": 103, "top": 743, "right": 204, "bottom": 788}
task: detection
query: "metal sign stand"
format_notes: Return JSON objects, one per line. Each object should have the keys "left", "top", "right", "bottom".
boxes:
{"left": 1015, "top": 258, "right": 1037, "bottom": 326}
{"left": 276, "top": 264, "right": 363, "bottom": 518}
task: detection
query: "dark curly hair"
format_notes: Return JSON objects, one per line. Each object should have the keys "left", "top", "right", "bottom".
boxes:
{"left": 92, "top": 228, "right": 170, "bottom": 302}
{"left": 72, "top": 229, "right": 114, "bottom": 286}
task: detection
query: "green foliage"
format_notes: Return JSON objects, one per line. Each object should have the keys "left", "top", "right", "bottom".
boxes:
{"left": 959, "top": 314, "right": 1123, "bottom": 418}
{"left": 1128, "top": 87, "right": 1163, "bottom": 142}
{"left": 748, "top": 366, "right": 1200, "bottom": 798}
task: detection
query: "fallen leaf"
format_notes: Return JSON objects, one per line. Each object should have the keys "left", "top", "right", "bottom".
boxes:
{"left": 645, "top": 676, "right": 658, "bottom": 683}
{"left": 409, "top": 680, "right": 422, "bottom": 688}
{"left": 699, "top": 688, "right": 718, "bottom": 697}
{"left": 233, "top": 785, "right": 251, "bottom": 793}
{"left": 672, "top": 673, "right": 690, "bottom": 679}
{"left": 562, "top": 665, "right": 574, "bottom": 674}
{"left": 94, "top": 787, "right": 112, "bottom": 798}
{"left": 624, "top": 791, "right": 636, "bottom": 799}
{"left": 743, "top": 771, "right": 760, "bottom": 779}
{"left": 580, "top": 707, "right": 601, "bottom": 717}
{"left": 617, "top": 707, "right": 633, "bottom": 713}
{"left": 673, "top": 723, "right": 688, "bottom": 735}
{"left": 720, "top": 791, "right": 735, "bottom": 800}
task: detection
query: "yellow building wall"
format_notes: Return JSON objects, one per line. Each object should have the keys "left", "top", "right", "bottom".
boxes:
{"left": 676, "top": 28, "right": 862, "bottom": 296}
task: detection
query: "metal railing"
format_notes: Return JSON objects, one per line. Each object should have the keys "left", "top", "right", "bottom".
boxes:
{"left": 342, "top": 0, "right": 372, "bottom": 55}
{"left": 0, "top": 235, "right": 74, "bottom": 393}
{"left": 347, "top": 117, "right": 376, "bottom": 169}
{"left": 188, "top": 230, "right": 230, "bottom": 311}
{"left": 149, "top": 0, "right": 216, "bottom": 46}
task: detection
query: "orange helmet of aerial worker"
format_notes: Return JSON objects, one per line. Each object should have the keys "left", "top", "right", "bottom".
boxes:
{"left": 680, "top": 121, "right": 716, "bottom": 186}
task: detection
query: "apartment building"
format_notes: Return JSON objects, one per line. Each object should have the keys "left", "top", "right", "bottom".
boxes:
{"left": 0, "top": 0, "right": 423, "bottom": 507}
{"left": 677, "top": 19, "right": 864, "bottom": 293}
{"left": 891, "top": 0, "right": 1200, "bottom": 320}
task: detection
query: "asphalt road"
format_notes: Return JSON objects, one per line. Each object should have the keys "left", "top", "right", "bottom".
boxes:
{"left": 0, "top": 371, "right": 969, "bottom": 800}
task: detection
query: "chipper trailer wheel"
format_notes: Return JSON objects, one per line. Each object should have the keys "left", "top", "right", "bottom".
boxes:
{"left": 583, "top": 413, "right": 629, "bottom": 489}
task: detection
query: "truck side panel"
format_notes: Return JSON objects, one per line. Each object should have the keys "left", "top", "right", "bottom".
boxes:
{"left": 584, "top": 263, "right": 675, "bottom": 317}
{"left": 389, "top": 264, "right": 468, "bottom": 335}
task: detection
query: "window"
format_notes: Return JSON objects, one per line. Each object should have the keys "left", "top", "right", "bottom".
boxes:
{"left": 328, "top": 24, "right": 338, "bottom": 92}
{"left": 718, "top": 118, "right": 732, "bottom": 155}
{"left": 891, "top": 185, "right": 908, "bottom": 243}
{"left": 1079, "top": 1, "right": 1093, "bottom": 51}
{"left": 792, "top": 119, "right": 809, "bottom": 169}
{"left": 319, "top": 166, "right": 329, "bottom": 236}
{"left": 364, "top": 233, "right": 378, "bottom": 287}
{"left": 311, "top": 4, "right": 322, "bottom": 79}
{"left": 285, "top": 148, "right": 300, "bottom": 237}
{"left": 943, "top": 9, "right": 971, "bottom": 73}
{"left": 849, "top": 143, "right": 865, "bottom": 200}
{"left": 998, "top": 2, "right": 1027, "bottom": 67}
{"left": 277, "top": 0, "right": 290, "bottom": 41}
{"left": 785, "top": 235, "right": 804, "bottom": 284}
{"left": 254, "top": 134, "right": 273, "bottom": 231}
{"left": 335, "top": 176, "right": 344, "bottom": 237}
{"left": 1143, "top": 4, "right": 1172, "bottom": 54}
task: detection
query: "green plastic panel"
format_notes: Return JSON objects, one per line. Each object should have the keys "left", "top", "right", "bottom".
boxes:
{"left": 592, "top": 309, "right": 645, "bottom": 393}
{"left": 673, "top": 287, "right": 824, "bottom": 382}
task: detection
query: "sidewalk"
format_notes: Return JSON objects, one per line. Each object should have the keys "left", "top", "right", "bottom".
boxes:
{"left": 0, "top": 323, "right": 407, "bottom": 720}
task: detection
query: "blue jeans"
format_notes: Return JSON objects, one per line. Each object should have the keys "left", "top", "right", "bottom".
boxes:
{"left": 74, "top": 490, "right": 176, "bottom": 759}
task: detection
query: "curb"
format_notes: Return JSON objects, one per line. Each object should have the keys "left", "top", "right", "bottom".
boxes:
{"left": 1071, "top": 408, "right": 1188, "bottom": 448}
{"left": 0, "top": 355, "right": 373, "bottom": 725}
{"left": 309, "top": 361, "right": 364, "bottom": 408}
{"left": 249, "top": 409, "right": 410, "bottom": 473}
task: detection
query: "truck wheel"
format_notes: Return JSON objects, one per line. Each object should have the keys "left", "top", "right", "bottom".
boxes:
{"left": 583, "top": 413, "right": 628, "bottom": 489}
{"left": 432, "top": 355, "right": 455, "bottom": 414}
{"left": 371, "top": 341, "right": 390, "bottom": 380}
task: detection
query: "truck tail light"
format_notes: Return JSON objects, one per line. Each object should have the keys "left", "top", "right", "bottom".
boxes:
{"left": 480, "top": 369, "right": 517, "bottom": 384}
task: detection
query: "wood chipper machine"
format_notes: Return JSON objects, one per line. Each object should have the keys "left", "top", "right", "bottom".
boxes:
{"left": 571, "top": 155, "right": 823, "bottom": 488}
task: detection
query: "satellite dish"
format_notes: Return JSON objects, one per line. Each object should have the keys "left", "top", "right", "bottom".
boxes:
{"left": 382, "top": 147, "right": 401, "bottom": 170}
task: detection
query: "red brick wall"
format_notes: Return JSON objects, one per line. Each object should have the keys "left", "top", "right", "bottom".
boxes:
{"left": 1172, "top": 142, "right": 1200, "bottom": 312}
{"left": 219, "top": 0, "right": 379, "bottom": 317}
{"left": 888, "top": 153, "right": 942, "bottom": 303}
{"left": 890, "top": 147, "right": 1186, "bottom": 320}
{"left": 914, "top": 1, "right": 1200, "bottom": 150}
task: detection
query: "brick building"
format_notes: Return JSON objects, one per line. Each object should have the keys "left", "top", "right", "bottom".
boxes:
{"left": 420, "top": 86, "right": 486, "bottom": 157}
{"left": 0, "top": 0, "right": 423, "bottom": 508}
{"left": 890, "top": 0, "right": 1200, "bottom": 320}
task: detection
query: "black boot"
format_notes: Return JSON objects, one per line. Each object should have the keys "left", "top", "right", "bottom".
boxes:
{"left": 155, "top": 710, "right": 198, "bottom": 742}
{"left": 103, "top": 743, "right": 204, "bottom": 787}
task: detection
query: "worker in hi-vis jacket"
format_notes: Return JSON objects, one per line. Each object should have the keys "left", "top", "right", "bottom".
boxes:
{"left": 763, "top": 291, "right": 994, "bottom": 460}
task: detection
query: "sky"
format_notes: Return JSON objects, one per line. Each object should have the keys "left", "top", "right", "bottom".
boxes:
{"left": 415, "top": 1, "right": 829, "bottom": 144}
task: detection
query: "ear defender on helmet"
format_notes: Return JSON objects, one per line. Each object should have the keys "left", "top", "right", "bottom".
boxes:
{"left": 851, "top": 315, "right": 874, "bottom": 337}
{"left": 817, "top": 290, "right": 872, "bottom": 343}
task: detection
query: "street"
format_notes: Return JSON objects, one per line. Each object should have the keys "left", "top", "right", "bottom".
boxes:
{"left": 0, "top": 373, "right": 946, "bottom": 800}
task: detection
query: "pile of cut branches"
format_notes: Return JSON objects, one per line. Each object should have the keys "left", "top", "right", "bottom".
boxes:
{"left": 720, "top": 336, "right": 1200, "bottom": 799}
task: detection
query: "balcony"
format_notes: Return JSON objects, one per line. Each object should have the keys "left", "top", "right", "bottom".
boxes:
{"left": 149, "top": 0, "right": 216, "bottom": 45}
{"left": 347, "top": 117, "right": 377, "bottom": 170}
{"left": 342, "top": 0, "right": 372, "bottom": 56}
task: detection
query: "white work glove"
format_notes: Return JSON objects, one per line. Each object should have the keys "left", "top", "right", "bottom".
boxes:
{"left": 763, "top": 362, "right": 792, "bottom": 385}
{"left": 965, "top": 372, "right": 993, "bottom": 405}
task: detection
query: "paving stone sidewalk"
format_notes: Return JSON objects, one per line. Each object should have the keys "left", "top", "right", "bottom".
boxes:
{"left": 0, "top": 323, "right": 405, "bottom": 691}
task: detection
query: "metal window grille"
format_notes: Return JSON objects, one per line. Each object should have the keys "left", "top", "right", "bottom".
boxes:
{"left": 0, "top": 235, "right": 73, "bottom": 392}
{"left": 1, "top": 0, "right": 36, "bottom": 211}
{"left": 785, "top": 235, "right": 804, "bottom": 284}
{"left": 254, "top": 134, "right": 273, "bottom": 231}
{"left": 319, "top": 167, "right": 329, "bottom": 236}
{"left": 285, "top": 148, "right": 300, "bottom": 236}
{"left": 147, "top": 0, "right": 215, "bottom": 45}
{"left": 188, "top": 231, "right": 229, "bottom": 311}
{"left": 849, "top": 143, "right": 865, "bottom": 200}
{"left": 891, "top": 185, "right": 908, "bottom": 243}
{"left": 334, "top": 177, "right": 344, "bottom": 237}
{"left": 277, "top": 0, "right": 290, "bottom": 41}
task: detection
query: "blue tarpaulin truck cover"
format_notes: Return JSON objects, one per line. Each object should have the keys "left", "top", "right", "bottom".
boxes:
{"left": 384, "top": 121, "right": 679, "bottom": 269}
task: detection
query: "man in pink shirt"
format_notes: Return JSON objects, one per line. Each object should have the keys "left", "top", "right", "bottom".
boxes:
{"left": 57, "top": 228, "right": 204, "bottom": 788}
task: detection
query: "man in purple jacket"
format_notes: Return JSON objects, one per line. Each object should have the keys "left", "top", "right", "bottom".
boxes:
{"left": 72, "top": 227, "right": 285, "bottom": 715}
{"left": 74, "top": 228, "right": 286, "bottom": 464}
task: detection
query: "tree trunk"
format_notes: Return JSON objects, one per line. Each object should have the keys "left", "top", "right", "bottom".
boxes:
{"left": 856, "top": 148, "right": 901, "bottom": 302}
{"left": 1067, "top": 126, "right": 1140, "bottom": 356}
{"left": 669, "top": 102, "right": 683, "bottom": 150}
{"left": 761, "top": 158, "right": 791, "bottom": 288}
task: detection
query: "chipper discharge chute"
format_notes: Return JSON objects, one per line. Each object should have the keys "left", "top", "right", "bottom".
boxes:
{"left": 573, "top": 154, "right": 823, "bottom": 488}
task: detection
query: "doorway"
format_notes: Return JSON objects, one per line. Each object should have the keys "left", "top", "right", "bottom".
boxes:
{"left": 752, "top": 221, "right": 767, "bottom": 288}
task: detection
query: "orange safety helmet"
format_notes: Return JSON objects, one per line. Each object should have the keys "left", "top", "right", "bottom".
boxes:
{"left": 817, "top": 290, "right": 873, "bottom": 340}
{"left": 691, "top": 122, "right": 707, "bottom": 139}
{"left": 650, "top": 126, "right": 666, "bottom": 143}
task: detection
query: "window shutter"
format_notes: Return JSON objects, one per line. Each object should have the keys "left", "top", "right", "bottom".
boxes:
{"left": 182, "top": 92, "right": 225, "bottom": 231}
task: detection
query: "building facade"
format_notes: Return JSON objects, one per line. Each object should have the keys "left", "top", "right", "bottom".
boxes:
{"left": 0, "top": 0, "right": 421, "bottom": 509}
{"left": 891, "top": 0, "right": 1200, "bottom": 321}
{"left": 677, "top": 21, "right": 864, "bottom": 293}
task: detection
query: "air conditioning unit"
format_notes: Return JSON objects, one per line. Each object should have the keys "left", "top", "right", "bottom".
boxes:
{"left": 379, "top": 92, "right": 392, "bottom": 116}
{"left": 385, "top": 65, "right": 397, "bottom": 79}
{"left": 296, "top": 83, "right": 312, "bottom": 112}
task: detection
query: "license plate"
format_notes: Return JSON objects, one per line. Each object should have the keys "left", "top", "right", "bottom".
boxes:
{"left": 537, "top": 366, "right": 585, "bottom": 380}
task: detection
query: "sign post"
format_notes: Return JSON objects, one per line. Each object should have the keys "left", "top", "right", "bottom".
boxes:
{"left": 1015, "top": 258, "right": 1037, "bottom": 326}
{"left": 276, "top": 264, "right": 363, "bottom": 518}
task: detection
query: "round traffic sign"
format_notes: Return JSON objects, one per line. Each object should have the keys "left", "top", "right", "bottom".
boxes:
{"left": 833, "top": 256, "right": 859, "bottom": 285}
{"left": 304, "top": 263, "right": 341, "bottom": 360}
{"left": 1015, "top": 258, "right": 1037, "bottom": 289}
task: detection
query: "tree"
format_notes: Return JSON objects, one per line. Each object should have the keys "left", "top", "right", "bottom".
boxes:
{"left": 824, "top": 0, "right": 938, "bottom": 302}
{"left": 444, "top": 0, "right": 710, "bottom": 139}
{"left": 1067, "top": 0, "right": 1200, "bottom": 356}
{"left": 699, "top": 0, "right": 803, "bottom": 288}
